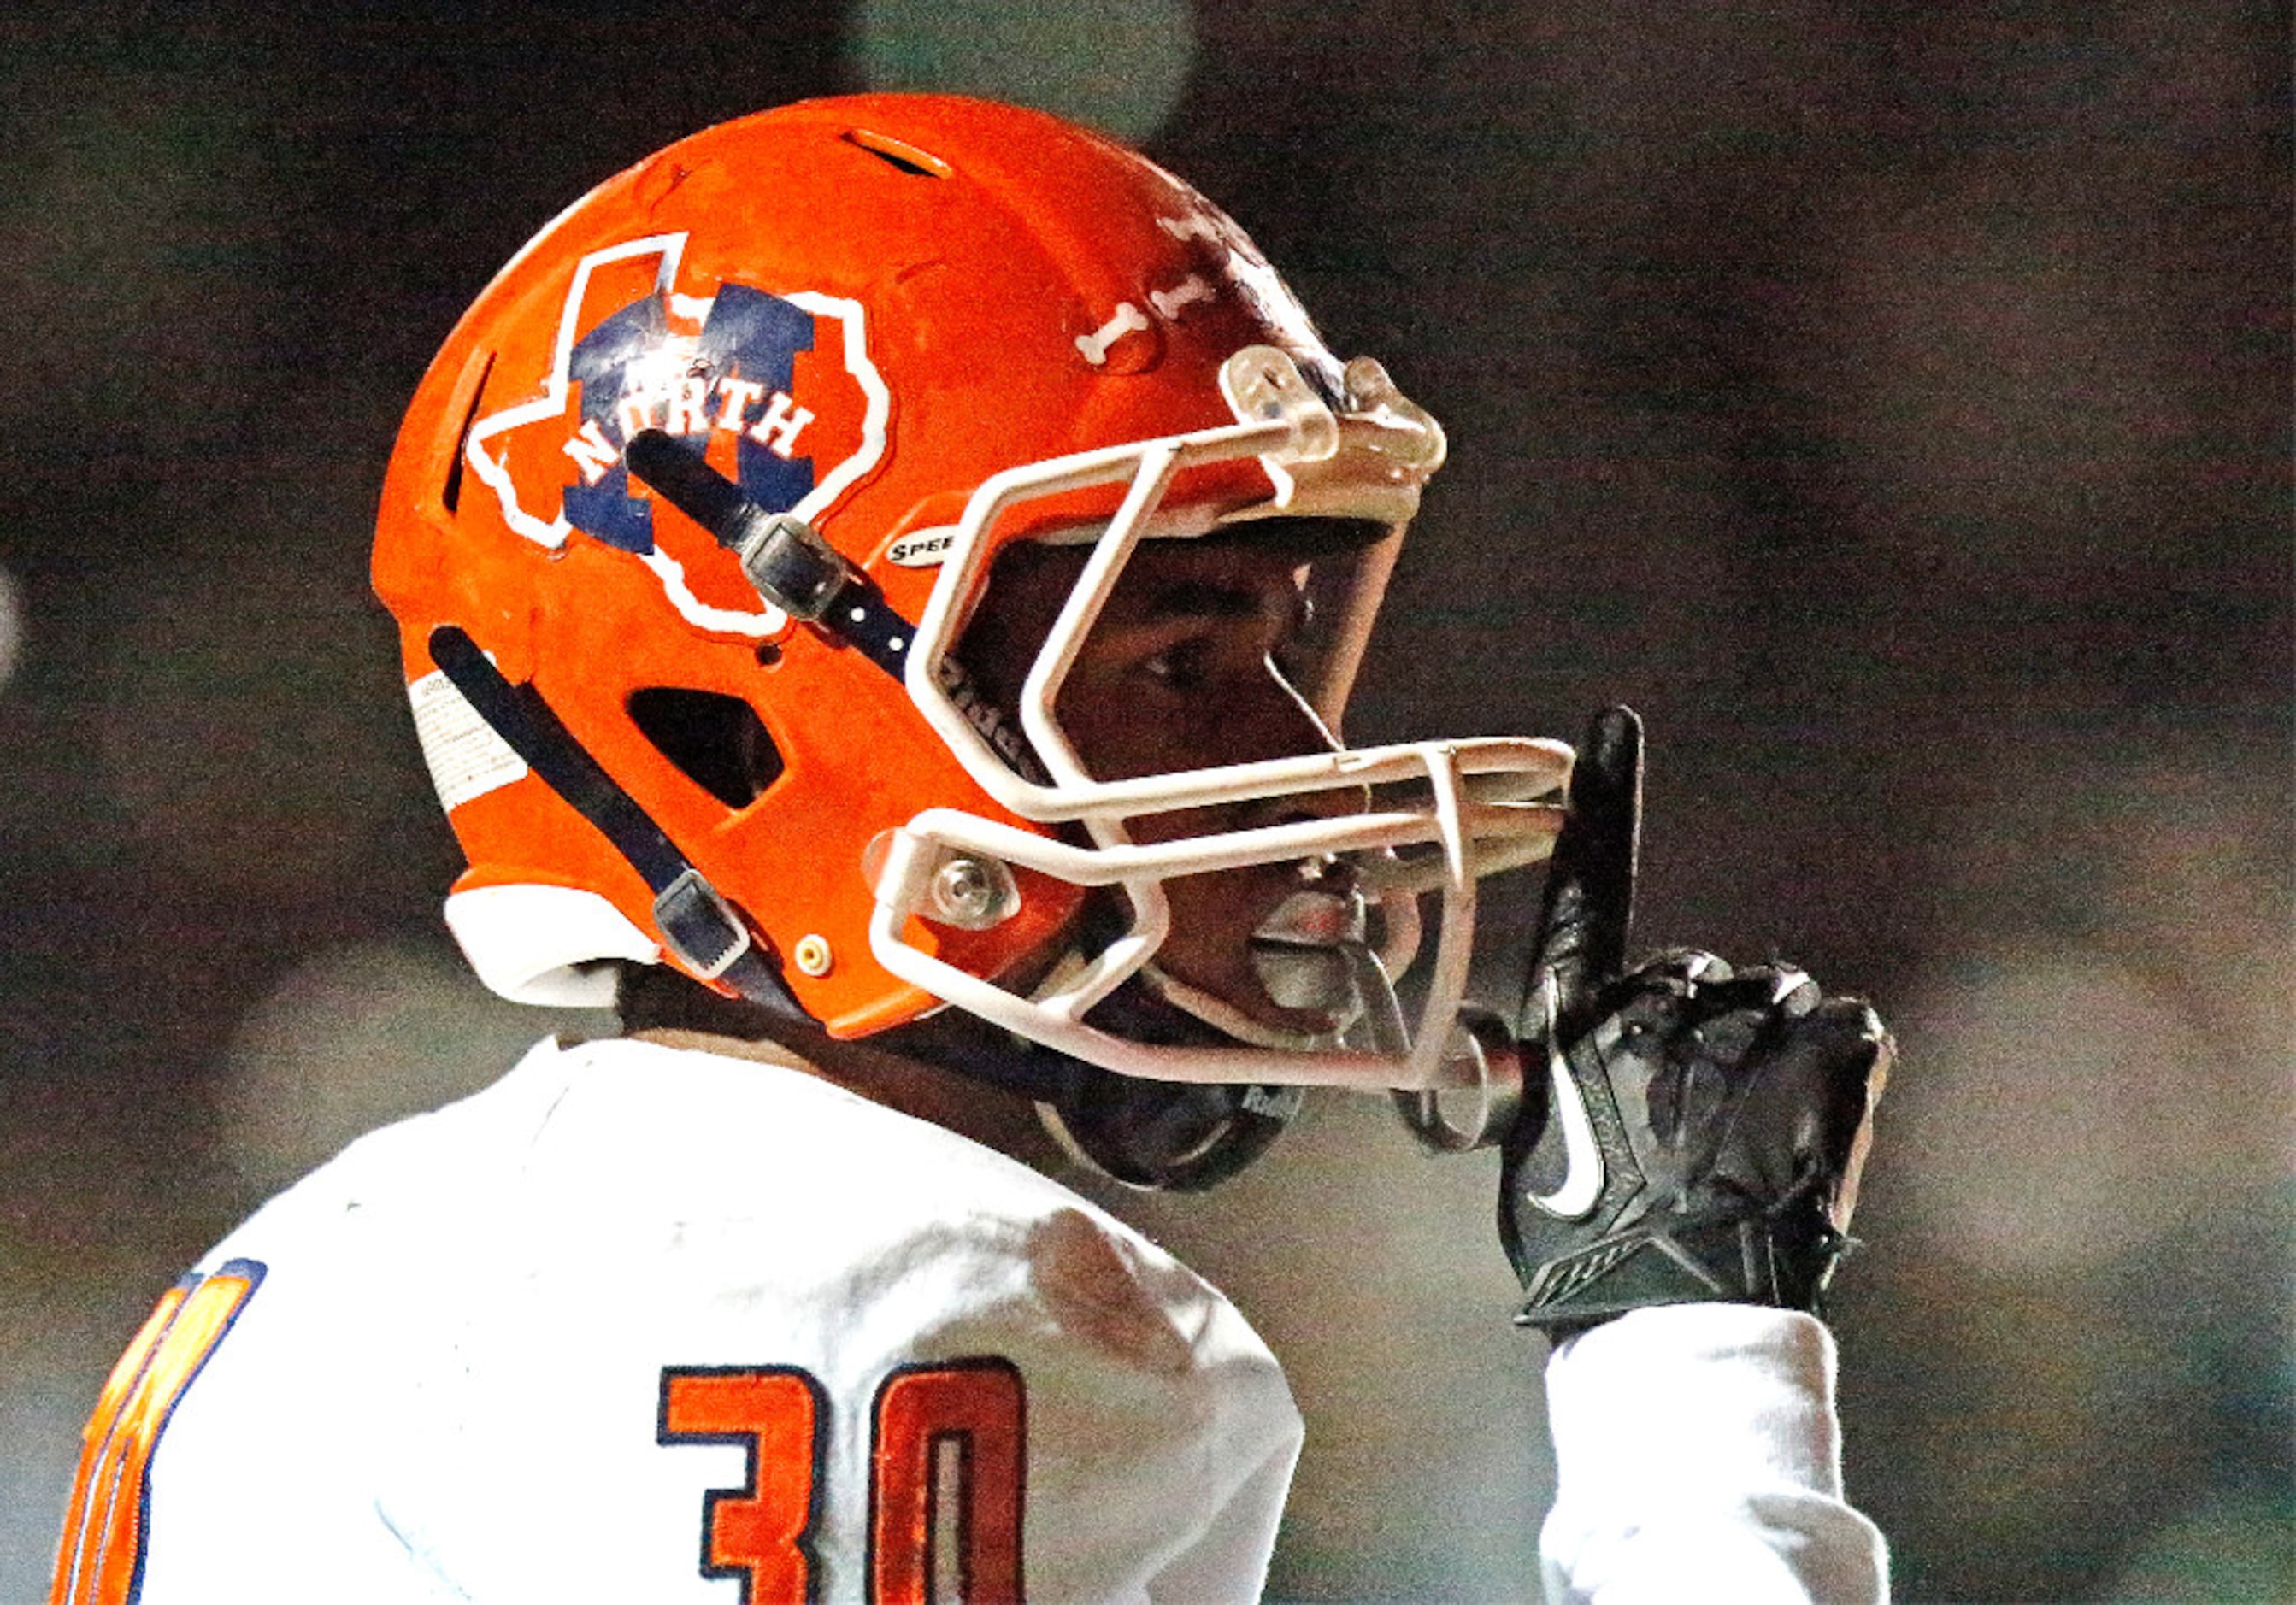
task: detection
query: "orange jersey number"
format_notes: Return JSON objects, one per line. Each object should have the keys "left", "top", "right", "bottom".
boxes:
{"left": 662, "top": 1358, "right": 1026, "bottom": 1603}
{"left": 659, "top": 1367, "right": 827, "bottom": 1600}
{"left": 50, "top": 1261, "right": 265, "bottom": 1605}
{"left": 869, "top": 1361, "right": 1026, "bottom": 1605}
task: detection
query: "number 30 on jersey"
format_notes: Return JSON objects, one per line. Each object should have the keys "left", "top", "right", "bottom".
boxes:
{"left": 56, "top": 1265, "right": 1024, "bottom": 1605}
{"left": 660, "top": 1357, "right": 1026, "bottom": 1604}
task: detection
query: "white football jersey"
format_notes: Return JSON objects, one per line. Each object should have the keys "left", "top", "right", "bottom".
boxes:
{"left": 54, "top": 1037, "right": 1304, "bottom": 1604}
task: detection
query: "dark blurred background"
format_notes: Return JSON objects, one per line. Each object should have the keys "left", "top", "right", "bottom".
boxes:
{"left": 1, "top": 3, "right": 2286, "bottom": 1600}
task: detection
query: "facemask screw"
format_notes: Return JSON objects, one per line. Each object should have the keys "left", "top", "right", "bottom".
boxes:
{"left": 928, "top": 855, "right": 1018, "bottom": 930}
{"left": 792, "top": 934, "right": 833, "bottom": 977}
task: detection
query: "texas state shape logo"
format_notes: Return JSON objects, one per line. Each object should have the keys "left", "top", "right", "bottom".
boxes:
{"left": 464, "top": 232, "right": 889, "bottom": 636}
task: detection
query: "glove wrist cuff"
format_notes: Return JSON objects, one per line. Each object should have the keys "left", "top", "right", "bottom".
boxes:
{"left": 1514, "top": 1206, "right": 1852, "bottom": 1332}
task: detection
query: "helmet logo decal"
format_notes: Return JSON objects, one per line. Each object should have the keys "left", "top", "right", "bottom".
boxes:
{"left": 464, "top": 232, "right": 890, "bottom": 637}
{"left": 1074, "top": 213, "right": 1242, "bottom": 368}
{"left": 1074, "top": 302, "right": 1152, "bottom": 366}
{"left": 1148, "top": 273, "right": 1216, "bottom": 320}
{"left": 1162, "top": 214, "right": 1345, "bottom": 401}
{"left": 1073, "top": 211, "right": 1339, "bottom": 403}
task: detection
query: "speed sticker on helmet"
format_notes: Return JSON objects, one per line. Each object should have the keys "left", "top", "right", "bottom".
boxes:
{"left": 409, "top": 667, "right": 528, "bottom": 812}
{"left": 885, "top": 526, "right": 958, "bottom": 568}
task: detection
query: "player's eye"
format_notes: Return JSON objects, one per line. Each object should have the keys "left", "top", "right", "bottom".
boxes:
{"left": 1141, "top": 637, "right": 1213, "bottom": 693}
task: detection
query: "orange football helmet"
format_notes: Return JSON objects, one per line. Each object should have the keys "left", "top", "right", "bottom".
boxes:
{"left": 373, "top": 95, "right": 1569, "bottom": 1168}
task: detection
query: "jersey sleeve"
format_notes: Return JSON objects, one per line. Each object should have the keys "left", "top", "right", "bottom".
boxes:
{"left": 951, "top": 1205, "right": 1304, "bottom": 1602}
{"left": 1538, "top": 1305, "right": 1890, "bottom": 1605}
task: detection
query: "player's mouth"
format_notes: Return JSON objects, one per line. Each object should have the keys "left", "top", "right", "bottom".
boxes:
{"left": 1247, "top": 875, "right": 1367, "bottom": 1022}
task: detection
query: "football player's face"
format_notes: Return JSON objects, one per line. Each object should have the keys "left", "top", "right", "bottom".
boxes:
{"left": 962, "top": 532, "right": 1365, "bottom": 1038}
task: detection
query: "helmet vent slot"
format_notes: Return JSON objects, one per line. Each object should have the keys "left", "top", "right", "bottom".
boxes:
{"left": 440, "top": 351, "right": 495, "bottom": 515}
{"left": 842, "top": 128, "right": 951, "bottom": 179}
{"left": 627, "top": 689, "right": 785, "bottom": 809}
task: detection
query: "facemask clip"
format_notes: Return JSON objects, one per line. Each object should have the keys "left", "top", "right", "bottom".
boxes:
{"left": 1220, "top": 346, "right": 1341, "bottom": 464}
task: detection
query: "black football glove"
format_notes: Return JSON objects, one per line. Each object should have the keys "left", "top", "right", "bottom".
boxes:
{"left": 1498, "top": 707, "right": 1892, "bottom": 1333}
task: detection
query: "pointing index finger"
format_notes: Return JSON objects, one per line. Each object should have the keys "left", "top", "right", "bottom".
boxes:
{"left": 1523, "top": 704, "right": 1643, "bottom": 1038}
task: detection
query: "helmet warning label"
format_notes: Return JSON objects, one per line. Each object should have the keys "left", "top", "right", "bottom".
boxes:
{"left": 408, "top": 667, "right": 528, "bottom": 812}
